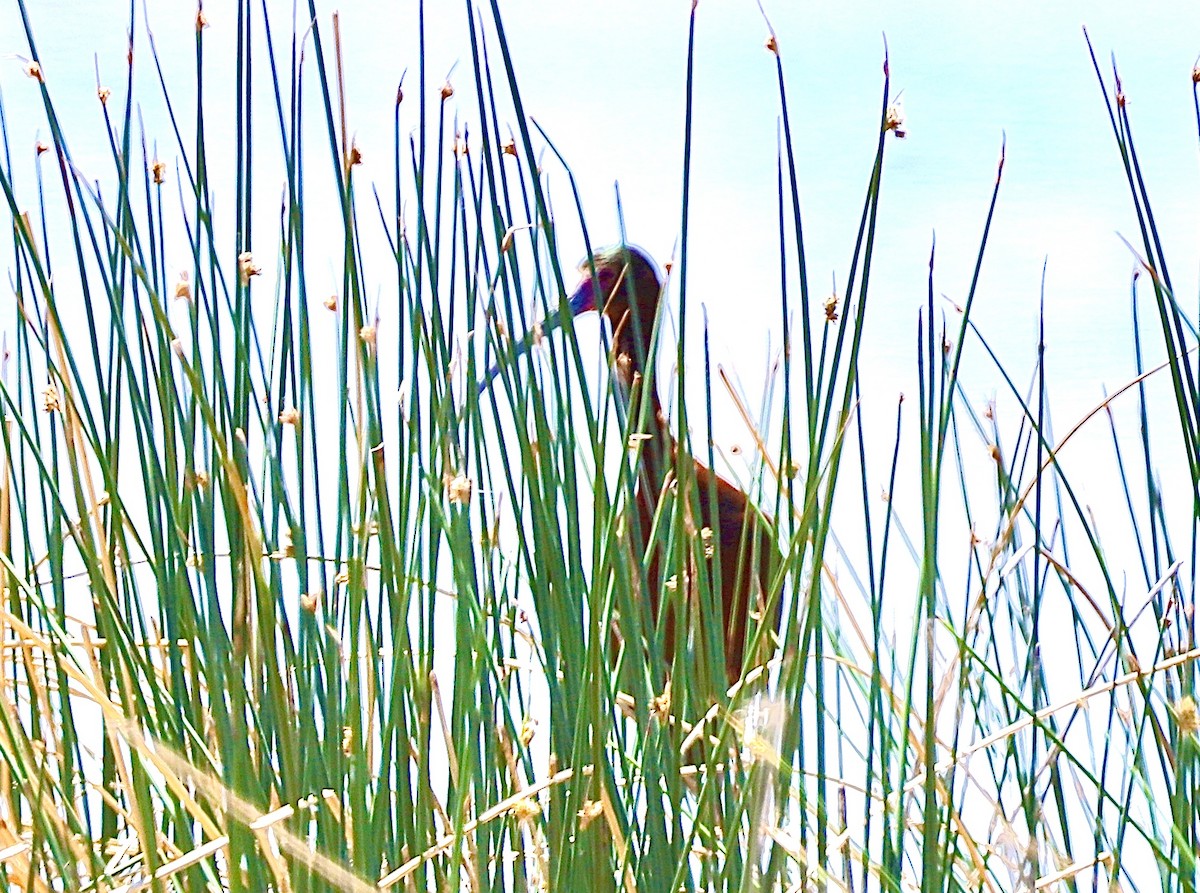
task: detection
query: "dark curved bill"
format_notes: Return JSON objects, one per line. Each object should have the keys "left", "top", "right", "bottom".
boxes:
{"left": 477, "top": 276, "right": 598, "bottom": 394}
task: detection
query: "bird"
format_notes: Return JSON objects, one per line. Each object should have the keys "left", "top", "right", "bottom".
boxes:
{"left": 483, "top": 245, "right": 778, "bottom": 688}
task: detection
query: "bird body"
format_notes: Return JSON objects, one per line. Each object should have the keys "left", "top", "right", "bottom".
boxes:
{"left": 632, "top": 418, "right": 778, "bottom": 687}
{"left": 491, "top": 245, "right": 778, "bottom": 687}
{"left": 567, "top": 246, "right": 779, "bottom": 687}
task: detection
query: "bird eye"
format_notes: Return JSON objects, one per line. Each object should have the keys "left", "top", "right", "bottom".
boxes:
{"left": 594, "top": 268, "right": 618, "bottom": 294}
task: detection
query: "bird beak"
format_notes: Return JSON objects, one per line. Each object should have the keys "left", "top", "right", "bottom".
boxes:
{"left": 477, "top": 275, "right": 598, "bottom": 394}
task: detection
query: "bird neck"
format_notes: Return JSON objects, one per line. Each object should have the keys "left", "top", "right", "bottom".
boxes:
{"left": 625, "top": 386, "right": 673, "bottom": 500}
{"left": 610, "top": 312, "right": 672, "bottom": 496}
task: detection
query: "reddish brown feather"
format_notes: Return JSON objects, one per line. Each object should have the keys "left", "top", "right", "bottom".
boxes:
{"left": 589, "top": 246, "right": 779, "bottom": 686}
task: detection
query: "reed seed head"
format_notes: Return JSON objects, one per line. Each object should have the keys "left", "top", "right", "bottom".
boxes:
{"left": 1173, "top": 696, "right": 1199, "bottom": 734}
{"left": 447, "top": 473, "right": 472, "bottom": 505}
{"left": 512, "top": 797, "right": 540, "bottom": 821}
{"left": 42, "top": 382, "right": 61, "bottom": 414}
{"left": 577, "top": 800, "right": 603, "bottom": 830}
{"left": 652, "top": 688, "right": 671, "bottom": 719}
{"left": 238, "top": 251, "right": 261, "bottom": 284}
{"left": 823, "top": 292, "right": 839, "bottom": 322}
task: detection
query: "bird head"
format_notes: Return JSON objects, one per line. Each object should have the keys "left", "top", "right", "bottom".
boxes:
{"left": 563, "top": 245, "right": 661, "bottom": 328}
{"left": 479, "top": 244, "right": 663, "bottom": 393}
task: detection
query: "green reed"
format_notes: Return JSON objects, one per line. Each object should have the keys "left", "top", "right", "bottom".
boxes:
{"left": 0, "top": 2, "right": 1195, "bottom": 891}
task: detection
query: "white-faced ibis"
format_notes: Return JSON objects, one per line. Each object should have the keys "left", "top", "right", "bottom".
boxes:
{"left": 486, "top": 245, "right": 778, "bottom": 687}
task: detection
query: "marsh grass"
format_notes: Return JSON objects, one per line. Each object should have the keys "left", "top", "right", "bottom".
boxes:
{"left": 0, "top": 2, "right": 1196, "bottom": 891}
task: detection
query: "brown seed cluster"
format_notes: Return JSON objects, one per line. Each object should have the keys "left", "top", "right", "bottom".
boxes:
{"left": 238, "top": 251, "right": 261, "bottom": 284}
{"left": 1173, "top": 696, "right": 1199, "bottom": 735}
{"left": 447, "top": 473, "right": 472, "bottom": 506}
{"left": 42, "top": 382, "right": 61, "bottom": 414}
{"left": 823, "top": 293, "right": 839, "bottom": 323}
{"left": 577, "top": 799, "right": 603, "bottom": 830}
{"left": 652, "top": 687, "right": 671, "bottom": 720}
{"left": 511, "top": 797, "right": 540, "bottom": 821}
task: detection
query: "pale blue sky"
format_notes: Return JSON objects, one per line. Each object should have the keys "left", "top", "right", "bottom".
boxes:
{"left": 4, "top": 0, "right": 1199, "bottom": 597}
{"left": 4, "top": 2, "right": 1198, "bottom": 561}
{"left": 5, "top": 2, "right": 1198, "bottom": 423}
